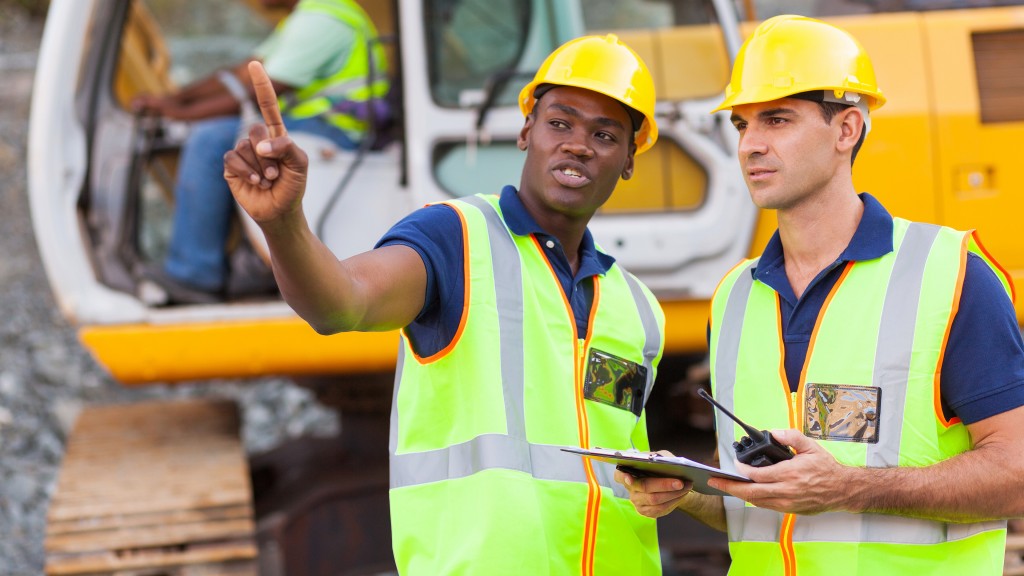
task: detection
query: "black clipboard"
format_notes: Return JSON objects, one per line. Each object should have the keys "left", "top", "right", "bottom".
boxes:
{"left": 562, "top": 447, "right": 750, "bottom": 497}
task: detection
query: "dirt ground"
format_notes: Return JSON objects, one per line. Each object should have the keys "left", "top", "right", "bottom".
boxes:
{"left": 0, "top": 5, "right": 337, "bottom": 573}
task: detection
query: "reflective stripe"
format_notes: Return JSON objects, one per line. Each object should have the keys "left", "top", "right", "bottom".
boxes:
{"left": 868, "top": 222, "right": 938, "bottom": 468}
{"left": 623, "top": 272, "right": 661, "bottom": 411}
{"left": 713, "top": 262, "right": 763, "bottom": 541}
{"left": 731, "top": 509, "right": 1003, "bottom": 545}
{"left": 391, "top": 436, "right": 589, "bottom": 488}
{"left": 304, "top": 76, "right": 390, "bottom": 102}
{"left": 390, "top": 435, "right": 634, "bottom": 499}
{"left": 713, "top": 261, "right": 754, "bottom": 473}
{"left": 787, "top": 512, "right": 1005, "bottom": 545}
{"left": 725, "top": 503, "right": 782, "bottom": 542}
{"left": 462, "top": 194, "right": 527, "bottom": 441}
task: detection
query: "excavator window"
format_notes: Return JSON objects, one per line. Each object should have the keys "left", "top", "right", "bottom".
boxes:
{"left": 114, "top": 0, "right": 273, "bottom": 111}
{"left": 427, "top": 0, "right": 728, "bottom": 212}
{"left": 109, "top": 0, "right": 277, "bottom": 276}
{"left": 424, "top": 0, "right": 531, "bottom": 108}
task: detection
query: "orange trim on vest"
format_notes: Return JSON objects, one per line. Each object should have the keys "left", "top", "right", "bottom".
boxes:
{"left": 581, "top": 279, "right": 603, "bottom": 576}
{"left": 971, "top": 230, "right": 1015, "bottom": 303}
{"left": 934, "top": 235, "right": 969, "bottom": 428}
{"left": 774, "top": 293, "right": 795, "bottom": 428}
{"left": 783, "top": 261, "right": 852, "bottom": 576}
{"left": 798, "top": 261, "right": 854, "bottom": 408}
{"left": 781, "top": 512, "right": 798, "bottom": 576}
{"left": 406, "top": 203, "right": 472, "bottom": 364}
{"left": 529, "top": 234, "right": 602, "bottom": 575}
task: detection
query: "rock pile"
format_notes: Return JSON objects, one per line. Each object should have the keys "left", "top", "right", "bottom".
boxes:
{"left": 0, "top": 6, "right": 338, "bottom": 573}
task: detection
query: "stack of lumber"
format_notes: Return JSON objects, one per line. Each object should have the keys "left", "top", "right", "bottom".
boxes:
{"left": 44, "top": 399, "right": 258, "bottom": 575}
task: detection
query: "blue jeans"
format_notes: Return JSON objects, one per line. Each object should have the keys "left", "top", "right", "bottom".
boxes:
{"left": 164, "top": 115, "right": 355, "bottom": 291}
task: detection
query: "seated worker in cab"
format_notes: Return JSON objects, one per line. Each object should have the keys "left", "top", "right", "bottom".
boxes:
{"left": 135, "top": 0, "right": 387, "bottom": 304}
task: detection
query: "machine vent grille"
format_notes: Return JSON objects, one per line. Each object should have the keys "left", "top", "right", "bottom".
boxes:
{"left": 973, "top": 29, "right": 1024, "bottom": 124}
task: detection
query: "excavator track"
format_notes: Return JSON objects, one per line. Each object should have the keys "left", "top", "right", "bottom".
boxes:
{"left": 44, "top": 399, "right": 258, "bottom": 575}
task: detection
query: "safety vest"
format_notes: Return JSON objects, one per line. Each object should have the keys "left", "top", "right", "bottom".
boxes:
{"left": 388, "top": 194, "right": 665, "bottom": 575}
{"left": 281, "top": 0, "right": 389, "bottom": 139}
{"left": 709, "top": 218, "right": 1012, "bottom": 576}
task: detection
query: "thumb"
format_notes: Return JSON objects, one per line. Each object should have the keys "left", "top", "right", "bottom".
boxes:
{"left": 770, "top": 428, "right": 815, "bottom": 454}
{"left": 255, "top": 135, "right": 306, "bottom": 164}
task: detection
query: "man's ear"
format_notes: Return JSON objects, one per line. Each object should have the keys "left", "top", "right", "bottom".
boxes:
{"left": 836, "top": 106, "right": 864, "bottom": 154}
{"left": 620, "top": 143, "right": 637, "bottom": 181}
{"left": 518, "top": 115, "right": 534, "bottom": 151}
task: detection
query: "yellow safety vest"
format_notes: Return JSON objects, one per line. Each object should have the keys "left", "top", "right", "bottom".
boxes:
{"left": 709, "top": 218, "right": 1011, "bottom": 575}
{"left": 282, "top": 0, "right": 389, "bottom": 139}
{"left": 389, "top": 194, "right": 665, "bottom": 575}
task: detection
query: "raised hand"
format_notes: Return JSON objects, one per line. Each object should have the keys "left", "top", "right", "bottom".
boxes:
{"left": 223, "top": 61, "right": 309, "bottom": 227}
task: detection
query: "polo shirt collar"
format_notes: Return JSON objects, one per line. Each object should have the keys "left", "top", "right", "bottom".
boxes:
{"left": 753, "top": 192, "right": 894, "bottom": 285}
{"left": 498, "top": 185, "right": 616, "bottom": 277}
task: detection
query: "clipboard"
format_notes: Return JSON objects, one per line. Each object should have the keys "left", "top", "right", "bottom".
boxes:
{"left": 561, "top": 447, "right": 750, "bottom": 497}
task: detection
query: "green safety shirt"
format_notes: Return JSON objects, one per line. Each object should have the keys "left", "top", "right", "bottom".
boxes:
{"left": 388, "top": 194, "right": 665, "bottom": 575}
{"left": 258, "top": 0, "right": 389, "bottom": 140}
{"left": 709, "top": 218, "right": 1011, "bottom": 575}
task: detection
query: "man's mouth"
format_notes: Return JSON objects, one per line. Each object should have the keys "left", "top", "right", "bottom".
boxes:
{"left": 746, "top": 167, "right": 775, "bottom": 182}
{"left": 552, "top": 164, "right": 592, "bottom": 188}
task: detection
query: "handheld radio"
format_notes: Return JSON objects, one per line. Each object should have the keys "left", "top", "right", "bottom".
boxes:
{"left": 697, "top": 389, "right": 794, "bottom": 467}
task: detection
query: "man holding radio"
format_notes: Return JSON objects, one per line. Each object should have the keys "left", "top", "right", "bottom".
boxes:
{"left": 617, "top": 15, "right": 1024, "bottom": 575}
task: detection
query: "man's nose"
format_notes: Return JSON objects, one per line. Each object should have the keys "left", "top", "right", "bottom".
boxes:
{"left": 737, "top": 126, "right": 768, "bottom": 158}
{"left": 560, "top": 133, "right": 594, "bottom": 158}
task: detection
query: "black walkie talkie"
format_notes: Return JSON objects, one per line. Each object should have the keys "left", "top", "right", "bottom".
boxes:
{"left": 697, "top": 389, "right": 793, "bottom": 467}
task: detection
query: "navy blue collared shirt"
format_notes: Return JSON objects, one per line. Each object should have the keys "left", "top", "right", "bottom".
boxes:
{"left": 376, "top": 185, "right": 616, "bottom": 357}
{"left": 751, "top": 193, "right": 1024, "bottom": 424}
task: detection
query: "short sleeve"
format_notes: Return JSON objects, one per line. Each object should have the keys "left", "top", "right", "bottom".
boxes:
{"left": 375, "top": 204, "right": 465, "bottom": 357}
{"left": 940, "top": 253, "right": 1024, "bottom": 424}
{"left": 257, "top": 9, "right": 356, "bottom": 89}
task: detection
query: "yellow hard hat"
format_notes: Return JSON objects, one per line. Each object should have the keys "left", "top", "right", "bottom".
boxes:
{"left": 713, "top": 15, "right": 885, "bottom": 113}
{"left": 519, "top": 34, "right": 658, "bottom": 155}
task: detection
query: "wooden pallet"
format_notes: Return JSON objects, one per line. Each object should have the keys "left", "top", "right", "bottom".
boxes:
{"left": 45, "top": 399, "right": 258, "bottom": 575}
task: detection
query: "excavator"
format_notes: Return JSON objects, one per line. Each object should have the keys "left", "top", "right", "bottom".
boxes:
{"left": 28, "top": 0, "right": 1024, "bottom": 574}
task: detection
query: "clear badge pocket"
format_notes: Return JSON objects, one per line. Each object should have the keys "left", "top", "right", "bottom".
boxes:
{"left": 583, "top": 349, "right": 647, "bottom": 417}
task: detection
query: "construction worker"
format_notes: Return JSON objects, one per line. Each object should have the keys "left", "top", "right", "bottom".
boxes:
{"left": 616, "top": 15, "right": 1024, "bottom": 575}
{"left": 225, "top": 35, "right": 666, "bottom": 574}
{"left": 137, "top": 0, "right": 388, "bottom": 304}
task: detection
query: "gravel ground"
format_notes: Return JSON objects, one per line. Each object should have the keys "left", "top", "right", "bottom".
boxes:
{"left": 0, "top": 6, "right": 338, "bottom": 574}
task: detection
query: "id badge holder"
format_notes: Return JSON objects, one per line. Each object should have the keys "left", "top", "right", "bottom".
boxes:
{"left": 804, "top": 383, "right": 881, "bottom": 443}
{"left": 583, "top": 349, "right": 648, "bottom": 417}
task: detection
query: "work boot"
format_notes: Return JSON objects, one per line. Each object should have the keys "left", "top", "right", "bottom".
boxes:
{"left": 137, "top": 264, "right": 223, "bottom": 306}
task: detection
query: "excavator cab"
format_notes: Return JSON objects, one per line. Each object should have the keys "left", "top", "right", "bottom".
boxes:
{"left": 29, "top": 0, "right": 748, "bottom": 383}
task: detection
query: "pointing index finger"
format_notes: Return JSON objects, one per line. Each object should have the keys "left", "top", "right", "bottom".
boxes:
{"left": 248, "top": 61, "right": 287, "bottom": 139}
